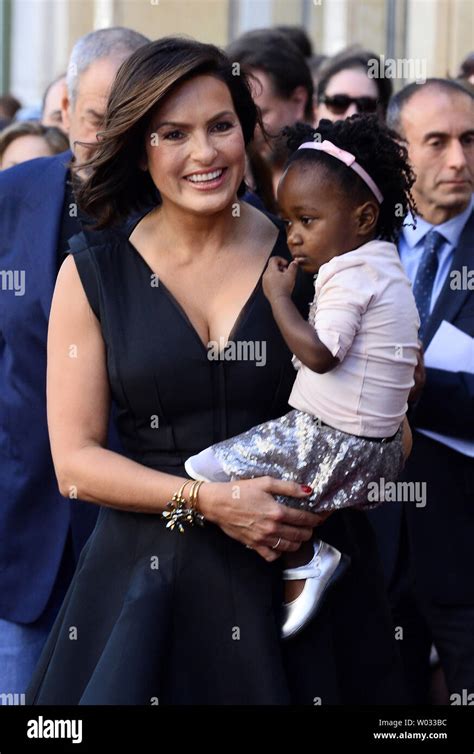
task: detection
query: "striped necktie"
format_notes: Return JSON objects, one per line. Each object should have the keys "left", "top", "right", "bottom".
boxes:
{"left": 412, "top": 229, "right": 445, "bottom": 340}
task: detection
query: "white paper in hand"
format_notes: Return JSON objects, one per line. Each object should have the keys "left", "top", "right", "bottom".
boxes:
{"left": 424, "top": 320, "right": 474, "bottom": 373}
{"left": 420, "top": 321, "right": 474, "bottom": 456}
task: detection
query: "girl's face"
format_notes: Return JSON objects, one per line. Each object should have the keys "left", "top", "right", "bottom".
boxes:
{"left": 144, "top": 74, "right": 246, "bottom": 216}
{"left": 277, "top": 162, "right": 367, "bottom": 274}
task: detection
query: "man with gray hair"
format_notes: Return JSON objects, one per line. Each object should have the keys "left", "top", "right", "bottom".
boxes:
{"left": 0, "top": 26, "right": 149, "bottom": 698}
{"left": 63, "top": 26, "right": 149, "bottom": 168}
{"left": 41, "top": 74, "right": 67, "bottom": 131}
{"left": 370, "top": 78, "right": 474, "bottom": 702}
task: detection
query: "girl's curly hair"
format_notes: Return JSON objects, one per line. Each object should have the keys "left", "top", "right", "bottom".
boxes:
{"left": 282, "top": 115, "right": 417, "bottom": 241}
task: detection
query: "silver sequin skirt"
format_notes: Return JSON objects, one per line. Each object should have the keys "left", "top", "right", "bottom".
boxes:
{"left": 213, "top": 410, "right": 405, "bottom": 512}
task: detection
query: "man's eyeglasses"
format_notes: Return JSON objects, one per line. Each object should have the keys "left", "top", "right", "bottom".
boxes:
{"left": 318, "top": 94, "right": 379, "bottom": 115}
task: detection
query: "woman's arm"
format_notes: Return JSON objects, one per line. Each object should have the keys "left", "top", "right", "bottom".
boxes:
{"left": 47, "top": 255, "right": 326, "bottom": 561}
{"left": 262, "top": 257, "right": 338, "bottom": 374}
{"left": 47, "top": 255, "right": 188, "bottom": 512}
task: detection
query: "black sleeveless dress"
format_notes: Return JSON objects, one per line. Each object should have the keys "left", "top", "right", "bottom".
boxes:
{"left": 27, "top": 222, "right": 406, "bottom": 705}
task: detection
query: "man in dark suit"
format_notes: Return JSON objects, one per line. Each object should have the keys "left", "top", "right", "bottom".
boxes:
{"left": 0, "top": 26, "right": 149, "bottom": 697}
{"left": 370, "top": 78, "right": 474, "bottom": 703}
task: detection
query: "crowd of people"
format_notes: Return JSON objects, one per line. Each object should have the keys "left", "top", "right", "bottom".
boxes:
{"left": 0, "top": 24, "right": 473, "bottom": 706}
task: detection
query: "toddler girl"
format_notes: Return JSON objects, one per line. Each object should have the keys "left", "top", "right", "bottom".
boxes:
{"left": 185, "top": 115, "right": 420, "bottom": 639}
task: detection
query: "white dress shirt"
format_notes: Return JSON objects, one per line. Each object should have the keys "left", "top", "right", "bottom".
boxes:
{"left": 399, "top": 197, "right": 474, "bottom": 456}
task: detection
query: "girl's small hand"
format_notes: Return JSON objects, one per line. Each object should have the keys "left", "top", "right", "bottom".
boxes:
{"left": 262, "top": 256, "right": 299, "bottom": 304}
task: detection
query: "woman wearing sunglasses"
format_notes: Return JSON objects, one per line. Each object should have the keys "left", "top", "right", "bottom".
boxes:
{"left": 315, "top": 48, "right": 393, "bottom": 124}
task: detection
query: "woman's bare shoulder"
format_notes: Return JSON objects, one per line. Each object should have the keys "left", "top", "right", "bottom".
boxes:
{"left": 56, "top": 253, "right": 80, "bottom": 287}
{"left": 53, "top": 253, "right": 101, "bottom": 325}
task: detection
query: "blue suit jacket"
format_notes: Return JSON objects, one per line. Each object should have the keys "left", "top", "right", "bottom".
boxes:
{"left": 410, "top": 210, "right": 474, "bottom": 436}
{"left": 0, "top": 151, "right": 99, "bottom": 623}
{"left": 369, "top": 211, "right": 474, "bottom": 595}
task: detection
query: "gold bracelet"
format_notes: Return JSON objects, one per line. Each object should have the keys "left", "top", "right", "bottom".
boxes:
{"left": 161, "top": 479, "right": 205, "bottom": 533}
{"left": 178, "top": 480, "right": 193, "bottom": 500}
{"left": 188, "top": 480, "right": 205, "bottom": 517}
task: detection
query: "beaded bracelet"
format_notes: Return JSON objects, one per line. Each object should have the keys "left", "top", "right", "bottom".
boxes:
{"left": 162, "top": 479, "right": 205, "bottom": 533}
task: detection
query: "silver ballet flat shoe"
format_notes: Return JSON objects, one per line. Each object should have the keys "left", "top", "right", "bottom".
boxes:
{"left": 184, "top": 456, "right": 211, "bottom": 482}
{"left": 184, "top": 448, "right": 230, "bottom": 483}
{"left": 282, "top": 540, "right": 350, "bottom": 640}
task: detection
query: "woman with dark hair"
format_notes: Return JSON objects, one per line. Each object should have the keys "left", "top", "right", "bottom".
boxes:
{"left": 27, "top": 37, "right": 405, "bottom": 705}
{"left": 0, "top": 120, "right": 69, "bottom": 169}
{"left": 274, "top": 25, "right": 313, "bottom": 59}
{"left": 315, "top": 47, "right": 393, "bottom": 124}
{"left": 457, "top": 51, "right": 474, "bottom": 83}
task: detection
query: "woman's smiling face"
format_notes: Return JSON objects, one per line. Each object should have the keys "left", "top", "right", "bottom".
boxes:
{"left": 144, "top": 74, "right": 246, "bottom": 216}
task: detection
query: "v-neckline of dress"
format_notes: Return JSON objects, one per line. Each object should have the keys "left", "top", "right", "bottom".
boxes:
{"left": 125, "top": 230, "right": 281, "bottom": 356}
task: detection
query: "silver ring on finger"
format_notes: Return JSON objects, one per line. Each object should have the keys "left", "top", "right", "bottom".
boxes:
{"left": 272, "top": 537, "right": 282, "bottom": 550}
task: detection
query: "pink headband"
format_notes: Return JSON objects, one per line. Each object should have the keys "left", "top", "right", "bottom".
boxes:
{"left": 298, "top": 140, "right": 384, "bottom": 203}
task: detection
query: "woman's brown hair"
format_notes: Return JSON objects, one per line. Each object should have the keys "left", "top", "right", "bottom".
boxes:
{"left": 76, "top": 36, "right": 262, "bottom": 228}
{"left": 0, "top": 121, "right": 69, "bottom": 165}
